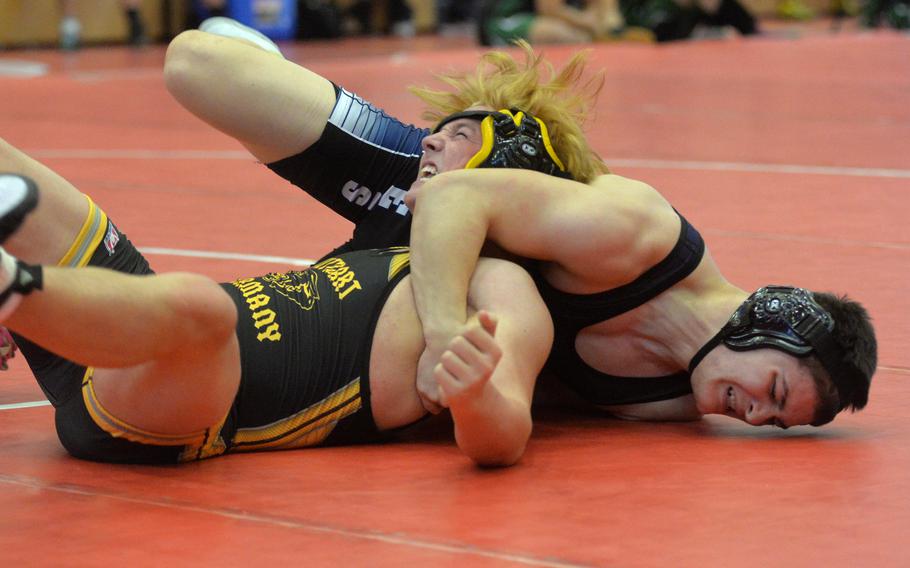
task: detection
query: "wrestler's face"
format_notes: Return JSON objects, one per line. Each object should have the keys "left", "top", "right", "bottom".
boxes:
{"left": 691, "top": 347, "right": 820, "bottom": 428}
{"left": 414, "top": 117, "right": 484, "bottom": 187}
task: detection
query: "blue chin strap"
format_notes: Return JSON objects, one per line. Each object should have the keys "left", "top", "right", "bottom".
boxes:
{"left": 433, "top": 108, "right": 572, "bottom": 179}
{"left": 688, "top": 286, "right": 859, "bottom": 408}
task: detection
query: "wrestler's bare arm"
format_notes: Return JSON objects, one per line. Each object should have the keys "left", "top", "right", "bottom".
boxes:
{"left": 445, "top": 258, "right": 553, "bottom": 466}
{"left": 407, "top": 170, "right": 676, "bottom": 345}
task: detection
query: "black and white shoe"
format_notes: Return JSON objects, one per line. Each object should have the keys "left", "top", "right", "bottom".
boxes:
{"left": 0, "top": 174, "right": 38, "bottom": 245}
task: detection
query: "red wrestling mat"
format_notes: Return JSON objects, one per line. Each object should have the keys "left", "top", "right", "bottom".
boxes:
{"left": 0, "top": 30, "right": 908, "bottom": 567}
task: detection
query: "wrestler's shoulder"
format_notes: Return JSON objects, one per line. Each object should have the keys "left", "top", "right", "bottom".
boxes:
{"left": 589, "top": 174, "right": 672, "bottom": 211}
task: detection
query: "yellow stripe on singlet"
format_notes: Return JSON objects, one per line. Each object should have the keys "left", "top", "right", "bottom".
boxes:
{"left": 387, "top": 251, "right": 411, "bottom": 282}
{"left": 57, "top": 196, "right": 108, "bottom": 268}
{"left": 178, "top": 419, "right": 229, "bottom": 463}
{"left": 231, "top": 377, "right": 362, "bottom": 452}
{"left": 81, "top": 368, "right": 228, "bottom": 459}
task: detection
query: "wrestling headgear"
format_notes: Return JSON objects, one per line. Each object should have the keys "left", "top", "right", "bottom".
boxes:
{"left": 688, "top": 286, "right": 861, "bottom": 407}
{"left": 432, "top": 108, "right": 572, "bottom": 179}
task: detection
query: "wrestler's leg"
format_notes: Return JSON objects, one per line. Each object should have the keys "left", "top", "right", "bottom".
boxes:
{"left": 2, "top": 261, "right": 240, "bottom": 435}
{"left": 0, "top": 141, "right": 155, "bottom": 407}
{"left": 0, "top": 138, "right": 91, "bottom": 265}
{"left": 164, "top": 29, "right": 335, "bottom": 164}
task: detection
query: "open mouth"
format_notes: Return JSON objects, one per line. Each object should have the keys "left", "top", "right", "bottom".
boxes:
{"left": 419, "top": 164, "right": 437, "bottom": 180}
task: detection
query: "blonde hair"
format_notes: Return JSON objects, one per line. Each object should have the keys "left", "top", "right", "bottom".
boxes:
{"left": 408, "top": 41, "right": 609, "bottom": 183}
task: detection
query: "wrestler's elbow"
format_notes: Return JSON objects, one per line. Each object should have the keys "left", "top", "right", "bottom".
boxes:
{"left": 476, "top": 438, "right": 529, "bottom": 468}
{"left": 466, "top": 439, "right": 528, "bottom": 468}
{"left": 460, "top": 413, "right": 532, "bottom": 468}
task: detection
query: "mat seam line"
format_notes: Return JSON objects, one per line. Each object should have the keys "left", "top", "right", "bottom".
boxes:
{"left": 0, "top": 474, "right": 595, "bottom": 568}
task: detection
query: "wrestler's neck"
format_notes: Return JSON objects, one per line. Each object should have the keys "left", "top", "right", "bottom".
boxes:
{"left": 663, "top": 283, "right": 748, "bottom": 370}
{"left": 602, "top": 243, "right": 745, "bottom": 370}
{"left": 579, "top": 279, "right": 745, "bottom": 378}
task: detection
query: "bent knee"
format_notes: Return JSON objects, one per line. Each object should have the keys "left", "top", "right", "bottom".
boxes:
{"left": 0, "top": 137, "right": 24, "bottom": 163}
{"left": 164, "top": 30, "right": 218, "bottom": 95}
{"left": 165, "top": 30, "right": 211, "bottom": 65}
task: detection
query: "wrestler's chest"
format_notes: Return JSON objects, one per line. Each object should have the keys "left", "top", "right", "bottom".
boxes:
{"left": 572, "top": 317, "right": 678, "bottom": 378}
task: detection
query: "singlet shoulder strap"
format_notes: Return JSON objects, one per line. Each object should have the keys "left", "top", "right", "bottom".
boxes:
{"left": 533, "top": 212, "right": 705, "bottom": 329}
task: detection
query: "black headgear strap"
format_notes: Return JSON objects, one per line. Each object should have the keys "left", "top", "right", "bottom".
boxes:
{"left": 433, "top": 108, "right": 572, "bottom": 179}
{"left": 433, "top": 110, "right": 495, "bottom": 132}
{"left": 687, "top": 286, "right": 861, "bottom": 409}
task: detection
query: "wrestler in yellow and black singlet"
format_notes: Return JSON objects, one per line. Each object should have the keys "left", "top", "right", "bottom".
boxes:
{"left": 14, "top": 195, "right": 413, "bottom": 464}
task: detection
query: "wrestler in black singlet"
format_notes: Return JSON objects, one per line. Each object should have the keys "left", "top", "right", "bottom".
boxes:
{"left": 531, "top": 213, "right": 706, "bottom": 406}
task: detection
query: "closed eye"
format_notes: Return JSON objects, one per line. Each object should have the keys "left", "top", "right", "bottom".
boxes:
{"left": 768, "top": 376, "right": 788, "bottom": 428}
{"left": 454, "top": 125, "right": 476, "bottom": 139}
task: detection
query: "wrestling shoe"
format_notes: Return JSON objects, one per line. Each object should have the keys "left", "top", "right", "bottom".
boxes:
{"left": 0, "top": 327, "right": 17, "bottom": 370}
{"left": 0, "top": 174, "right": 38, "bottom": 245}
{"left": 199, "top": 17, "right": 284, "bottom": 57}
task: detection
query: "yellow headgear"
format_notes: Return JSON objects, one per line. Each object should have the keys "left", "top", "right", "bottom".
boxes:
{"left": 433, "top": 108, "right": 571, "bottom": 179}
